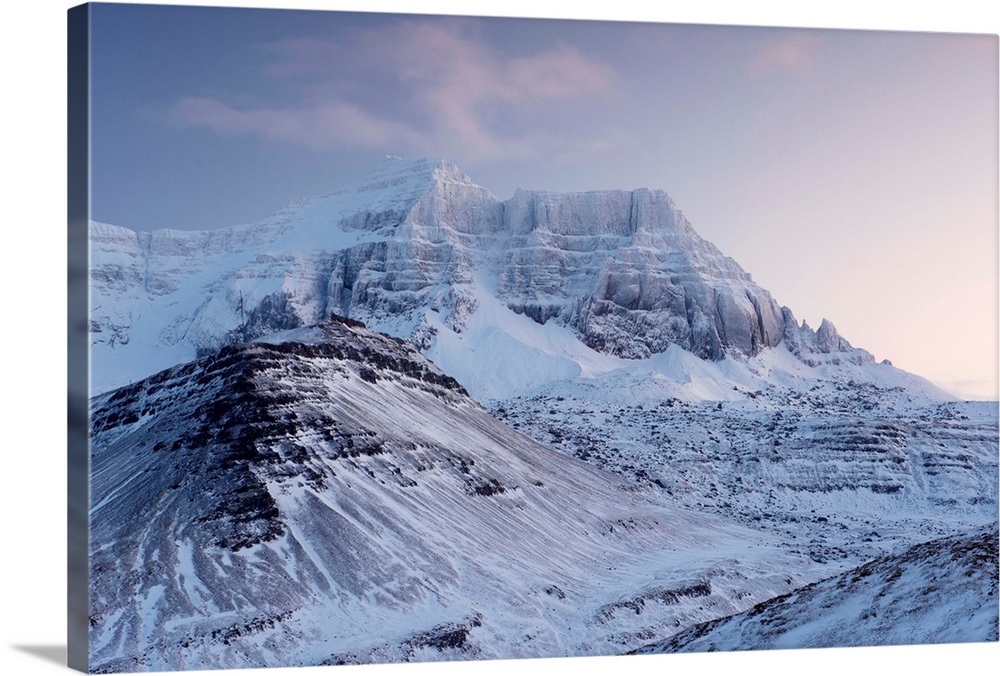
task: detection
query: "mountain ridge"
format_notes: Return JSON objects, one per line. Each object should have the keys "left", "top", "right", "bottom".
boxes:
{"left": 91, "top": 156, "right": 891, "bottom": 398}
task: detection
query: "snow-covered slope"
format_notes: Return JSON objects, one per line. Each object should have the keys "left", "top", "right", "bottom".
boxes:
{"left": 632, "top": 524, "right": 999, "bottom": 653}
{"left": 88, "top": 318, "right": 835, "bottom": 672}
{"left": 497, "top": 361, "right": 997, "bottom": 565}
{"left": 90, "top": 156, "right": 873, "bottom": 397}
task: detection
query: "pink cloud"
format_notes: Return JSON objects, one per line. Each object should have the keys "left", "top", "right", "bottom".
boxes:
{"left": 167, "top": 20, "right": 619, "bottom": 161}
{"left": 382, "top": 22, "right": 616, "bottom": 157}
{"left": 505, "top": 46, "right": 617, "bottom": 101}
{"left": 376, "top": 22, "right": 615, "bottom": 103}
{"left": 167, "top": 98, "right": 421, "bottom": 150}
{"left": 750, "top": 34, "right": 820, "bottom": 78}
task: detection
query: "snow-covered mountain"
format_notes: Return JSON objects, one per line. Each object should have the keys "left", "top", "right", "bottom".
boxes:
{"left": 85, "top": 158, "right": 998, "bottom": 671}
{"left": 88, "top": 317, "right": 836, "bottom": 672}
{"left": 632, "top": 524, "right": 999, "bottom": 653}
{"left": 90, "top": 156, "right": 878, "bottom": 398}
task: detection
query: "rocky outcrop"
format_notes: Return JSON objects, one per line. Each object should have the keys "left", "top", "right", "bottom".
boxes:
{"left": 781, "top": 307, "right": 874, "bottom": 366}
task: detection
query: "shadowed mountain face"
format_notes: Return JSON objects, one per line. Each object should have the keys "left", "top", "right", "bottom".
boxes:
{"left": 89, "top": 318, "right": 834, "bottom": 672}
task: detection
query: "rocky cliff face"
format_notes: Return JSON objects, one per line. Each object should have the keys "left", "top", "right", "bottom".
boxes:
{"left": 88, "top": 157, "right": 853, "bottom": 395}
{"left": 496, "top": 187, "right": 785, "bottom": 359}
{"left": 781, "top": 307, "right": 874, "bottom": 366}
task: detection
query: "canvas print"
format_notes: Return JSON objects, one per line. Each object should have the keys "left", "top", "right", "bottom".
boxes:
{"left": 68, "top": 2, "right": 999, "bottom": 673}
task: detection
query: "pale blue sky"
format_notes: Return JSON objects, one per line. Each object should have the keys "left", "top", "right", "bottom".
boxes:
{"left": 87, "top": 1, "right": 998, "bottom": 399}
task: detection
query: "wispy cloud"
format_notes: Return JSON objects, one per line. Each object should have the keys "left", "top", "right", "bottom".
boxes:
{"left": 166, "top": 19, "right": 619, "bottom": 162}
{"left": 168, "top": 98, "right": 422, "bottom": 149}
{"left": 750, "top": 33, "right": 820, "bottom": 79}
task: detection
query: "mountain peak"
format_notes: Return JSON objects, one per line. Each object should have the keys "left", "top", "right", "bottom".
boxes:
{"left": 349, "top": 156, "right": 478, "bottom": 193}
{"left": 780, "top": 307, "right": 873, "bottom": 367}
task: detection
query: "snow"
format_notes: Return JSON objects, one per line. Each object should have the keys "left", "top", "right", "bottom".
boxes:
{"left": 634, "top": 525, "right": 999, "bottom": 653}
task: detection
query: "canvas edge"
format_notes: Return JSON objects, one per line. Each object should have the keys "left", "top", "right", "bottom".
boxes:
{"left": 68, "top": 3, "right": 91, "bottom": 673}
